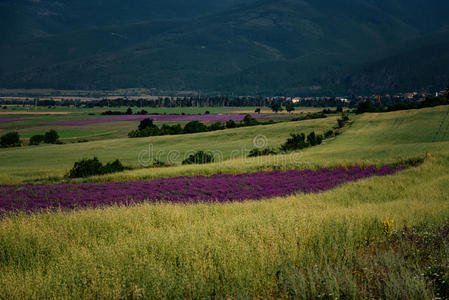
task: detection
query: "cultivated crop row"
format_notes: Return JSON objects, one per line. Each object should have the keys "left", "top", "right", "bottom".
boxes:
{"left": 0, "top": 165, "right": 406, "bottom": 214}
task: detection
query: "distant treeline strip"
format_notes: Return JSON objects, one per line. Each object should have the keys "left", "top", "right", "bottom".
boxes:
{"left": 356, "top": 94, "right": 449, "bottom": 114}
{"left": 0, "top": 97, "right": 352, "bottom": 108}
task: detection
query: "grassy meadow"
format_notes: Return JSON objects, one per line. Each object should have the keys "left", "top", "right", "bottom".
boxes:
{"left": 0, "top": 116, "right": 338, "bottom": 183}
{"left": 1, "top": 106, "right": 449, "bottom": 298}
{"left": 1, "top": 106, "right": 448, "bottom": 184}
{"left": 0, "top": 105, "right": 319, "bottom": 145}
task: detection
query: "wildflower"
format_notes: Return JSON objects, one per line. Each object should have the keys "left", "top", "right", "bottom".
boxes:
{"left": 381, "top": 217, "right": 394, "bottom": 236}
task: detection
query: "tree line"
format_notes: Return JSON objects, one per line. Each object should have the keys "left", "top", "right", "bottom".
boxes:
{"left": 0, "top": 96, "right": 352, "bottom": 109}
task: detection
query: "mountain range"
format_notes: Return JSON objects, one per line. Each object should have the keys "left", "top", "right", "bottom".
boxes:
{"left": 1, "top": 0, "right": 449, "bottom": 95}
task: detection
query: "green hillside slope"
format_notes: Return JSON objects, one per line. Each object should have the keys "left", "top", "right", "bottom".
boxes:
{"left": 1, "top": 106, "right": 449, "bottom": 184}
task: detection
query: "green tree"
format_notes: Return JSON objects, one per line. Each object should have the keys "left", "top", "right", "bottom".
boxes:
{"left": 44, "top": 130, "right": 59, "bottom": 144}
{"left": 307, "top": 131, "right": 323, "bottom": 146}
{"left": 0, "top": 132, "right": 20, "bottom": 147}
{"left": 68, "top": 157, "right": 125, "bottom": 178}
{"left": 286, "top": 104, "right": 295, "bottom": 113}
{"left": 208, "top": 122, "right": 225, "bottom": 131}
{"left": 356, "top": 101, "right": 379, "bottom": 114}
{"left": 242, "top": 114, "right": 259, "bottom": 126}
{"left": 161, "top": 124, "right": 183, "bottom": 135}
{"left": 270, "top": 102, "right": 283, "bottom": 113}
{"left": 182, "top": 151, "right": 214, "bottom": 165}
{"left": 138, "top": 118, "right": 157, "bottom": 131}
{"left": 183, "top": 121, "right": 208, "bottom": 134}
{"left": 29, "top": 134, "right": 44, "bottom": 145}
{"left": 68, "top": 157, "right": 104, "bottom": 178}
{"left": 225, "top": 120, "right": 237, "bottom": 129}
{"left": 280, "top": 133, "right": 309, "bottom": 152}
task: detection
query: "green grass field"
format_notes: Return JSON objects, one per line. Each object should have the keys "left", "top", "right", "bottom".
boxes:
{"left": 2, "top": 106, "right": 448, "bottom": 184}
{"left": 0, "top": 116, "right": 338, "bottom": 183}
{"left": 0, "top": 105, "right": 323, "bottom": 114}
{"left": 1, "top": 106, "right": 449, "bottom": 298}
{"left": 0, "top": 106, "right": 320, "bottom": 143}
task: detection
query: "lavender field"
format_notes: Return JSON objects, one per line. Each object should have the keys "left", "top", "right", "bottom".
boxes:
{"left": 0, "top": 117, "right": 29, "bottom": 123}
{"left": 0, "top": 165, "right": 406, "bottom": 214}
{"left": 40, "top": 114, "right": 292, "bottom": 126}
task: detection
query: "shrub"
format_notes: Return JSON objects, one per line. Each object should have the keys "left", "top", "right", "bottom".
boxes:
{"left": 102, "top": 110, "right": 123, "bottom": 115}
{"left": 138, "top": 118, "right": 157, "bottom": 131}
{"left": 248, "top": 148, "right": 278, "bottom": 157}
{"left": 205, "top": 111, "right": 210, "bottom": 115}
{"left": 208, "top": 122, "right": 225, "bottom": 131}
{"left": 305, "top": 112, "right": 327, "bottom": 119}
{"left": 242, "top": 114, "right": 259, "bottom": 126}
{"left": 136, "top": 109, "right": 148, "bottom": 115}
{"left": 182, "top": 151, "right": 214, "bottom": 165}
{"left": 0, "top": 132, "right": 20, "bottom": 147}
{"left": 68, "top": 157, "right": 126, "bottom": 178}
{"left": 324, "top": 130, "right": 334, "bottom": 139}
{"left": 125, "top": 107, "right": 133, "bottom": 115}
{"left": 337, "top": 114, "right": 350, "bottom": 128}
{"left": 307, "top": 131, "right": 323, "bottom": 146}
{"left": 102, "top": 159, "right": 125, "bottom": 174}
{"left": 68, "top": 157, "right": 104, "bottom": 178}
{"left": 128, "top": 130, "right": 140, "bottom": 138}
{"left": 44, "top": 130, "right": 59, "bottom": 144}
{"left": 183, "top": 121, "right": 208, "bottom": 134}
{"left": 129, "top": 126, "right": 161, "bottom": 137}
{"left": 280, "top": 133, "right": 309, "bottom": 152}
{"left": 161, "top": 124, "right": 183, "bottom": 135}
{"left": 226, "top": 120, "right": 237, "bottom": 128}
{"left": 29, "top": 134, "right": 45, "bottom": 145}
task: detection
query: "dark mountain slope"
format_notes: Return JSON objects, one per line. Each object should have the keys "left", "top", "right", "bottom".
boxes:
{"left": 1, "top": 0, "right": 449, "bottom": 94}
{"left": 0, "top": 0, "right": 255, "bottom": 44}
{"left": 341, "top": 39, "right": 449, "bottom": 94}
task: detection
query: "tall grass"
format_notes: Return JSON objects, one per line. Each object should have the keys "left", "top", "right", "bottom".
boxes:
{"left": 1, "top": 154, "right": 449, "bottom": 298}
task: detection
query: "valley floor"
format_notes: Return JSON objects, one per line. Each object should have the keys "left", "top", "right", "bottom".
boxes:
{"left": 1, "top": 106, "right": 449, "bottom": 298}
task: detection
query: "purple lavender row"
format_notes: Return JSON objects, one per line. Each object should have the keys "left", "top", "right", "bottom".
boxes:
{"left": 0, "top": 118, "right": 30, "bottom": 123}
{"left": 0, "top": 165, "right": 406, "bottom": 214}
{"left": 40, "top": 114, "right": 292, "bottom": 126}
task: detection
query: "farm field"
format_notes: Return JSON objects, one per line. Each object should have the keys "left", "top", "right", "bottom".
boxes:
{"left": 0, "top": 106, "right": 320, "bottom": 143}
{"left": 1, "top": 106, "right": 449, "bottom": 298}
{"left": 0, "top": 116, "right": 338, "bottom": 183}
{"left": 0, "top": 105, "right": 323, "bottom": 114}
